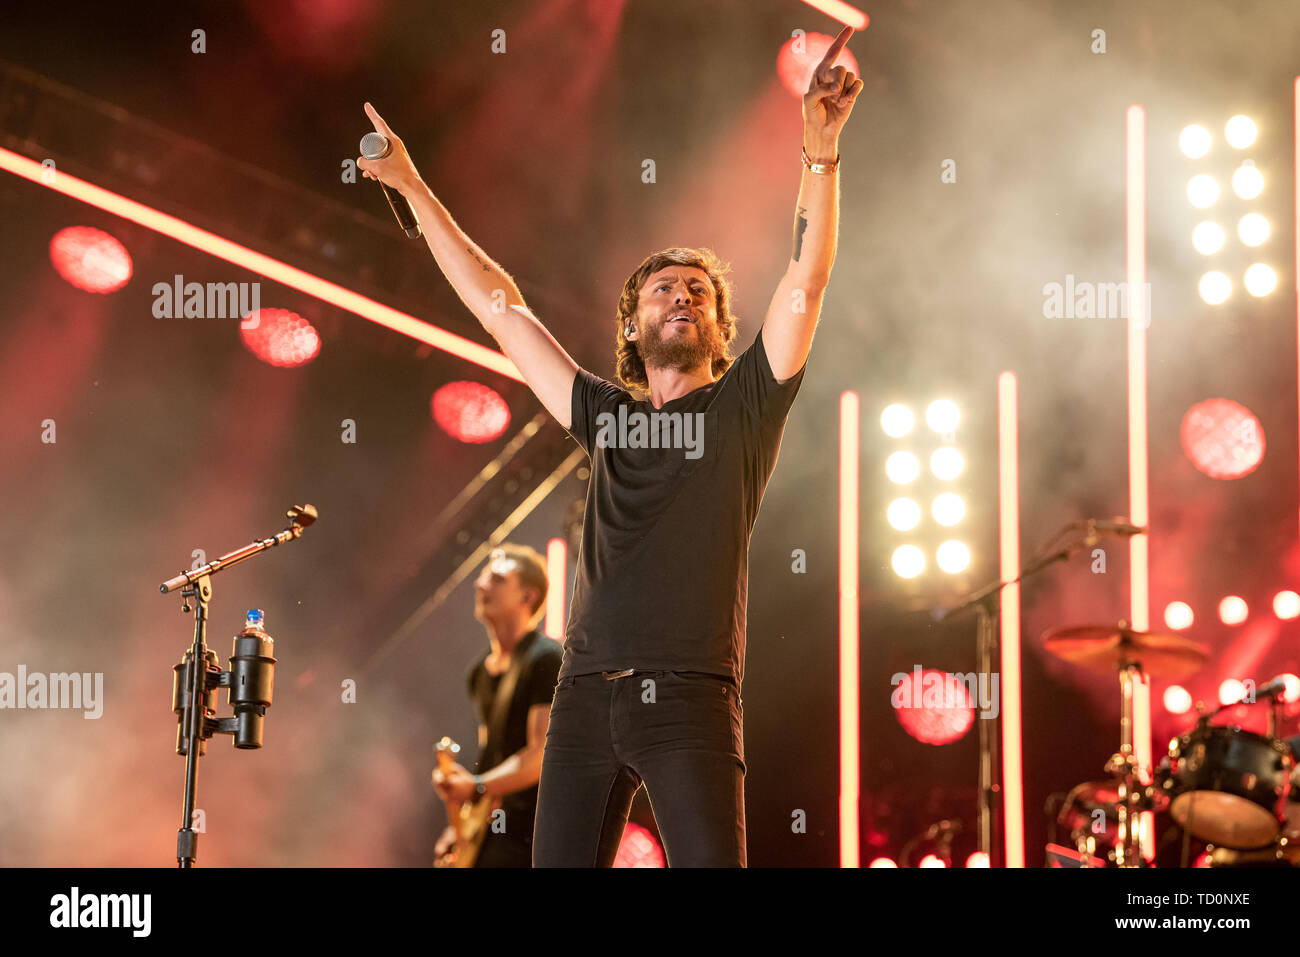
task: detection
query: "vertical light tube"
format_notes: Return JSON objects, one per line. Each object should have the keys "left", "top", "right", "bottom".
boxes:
{"left": 998, "top": 372, "right": 1024, "bottom": 868}
{"left": 839, "top": 391, "right": 860, "bottom": 867}
{"left": 1126, "top": 104, "right": 1155, "bottom": 860}
{"left": 545, "top": 537, "right": 567, "bottom": 641}
{"left": 1294, "top": 79, "right": 1300, "bottom": 541}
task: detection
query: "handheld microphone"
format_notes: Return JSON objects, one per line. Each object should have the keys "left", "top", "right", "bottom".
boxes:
{"left": 359, "top": 132, "right": 422, "bottom": 239}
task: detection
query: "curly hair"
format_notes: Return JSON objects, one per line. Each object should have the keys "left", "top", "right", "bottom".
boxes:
{"left": 614, "top": 247, "right": 740, "bottom": 395}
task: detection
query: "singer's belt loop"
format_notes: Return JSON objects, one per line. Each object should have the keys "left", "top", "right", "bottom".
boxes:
{"left": 602, "top": 669, "right": 635, "bottom": 680}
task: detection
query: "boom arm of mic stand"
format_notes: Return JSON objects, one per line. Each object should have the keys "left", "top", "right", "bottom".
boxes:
{"left": 936, "top": 519, "right": 1100, "bottom": 622}
{"left": 160, "top": 523, "right": 308, "bottom": 594}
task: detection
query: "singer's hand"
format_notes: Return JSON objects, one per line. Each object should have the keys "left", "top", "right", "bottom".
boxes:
{"left": 802, "top": 25, "right": 862, "bottom": 144}
{"left": 357, "top": 102, "right": 422, "bottom": 196}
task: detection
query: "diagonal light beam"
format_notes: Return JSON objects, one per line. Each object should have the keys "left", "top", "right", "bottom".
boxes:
{"left": 0, "top": 145, "right": 523, "bottom": 382}
{"left": 798, "top": 0, "right": 869, "bottom": 29}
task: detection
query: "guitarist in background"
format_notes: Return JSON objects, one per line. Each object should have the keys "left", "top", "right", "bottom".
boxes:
{"left": 434, "top": 544, "right": 563, "bottom": 867}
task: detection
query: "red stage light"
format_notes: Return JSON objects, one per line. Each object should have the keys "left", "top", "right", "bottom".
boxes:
{"left": 892, "top": 668, "right": 976, "bottom": 746}
{"left": 240, "top": 308, "right": 321, "bottom": 367}
{"left": 776, "top": 32, "right": 862, "bottom": 99}
{"left": 431, "top": 381, "right": 510, "bottom": 444}
{"left": 49, "top": 226, "right": 132, "bottom": 293}
{"left": 612, "top": 822, "right": 665, "bottom": 868}
{"left": 965, "top": 851, "right": 990, "bottom": 868}
{"left": 1180, "top": 398, "right": 1265, "bottom": 479}
{"left": 868, "top": 856, "right": 898, "bottom": 868}
{"left": 918, "top": 853, "right": 947, "bottom": 868}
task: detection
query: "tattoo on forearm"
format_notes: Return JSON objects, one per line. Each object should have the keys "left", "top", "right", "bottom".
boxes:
{"left": 467, "top": 246, "right": 491, "bottom": 272}
{"left": 792, "top": 206, "right": 809, "bottom": 262}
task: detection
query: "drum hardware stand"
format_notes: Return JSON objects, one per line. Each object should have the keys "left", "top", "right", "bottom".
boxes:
{"left": 1104, "top": 652, "right": 1154, "bottom": 868}
{"left": 940, "top": 519, "right": 1101, "bottom": 866}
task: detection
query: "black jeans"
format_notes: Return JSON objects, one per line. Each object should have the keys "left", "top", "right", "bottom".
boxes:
{"left": 532, "top": 669, "right": 746, "bottom": 867}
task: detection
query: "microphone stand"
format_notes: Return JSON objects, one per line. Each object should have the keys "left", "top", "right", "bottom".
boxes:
{"left": 937, "top": 520, "right": 1099, "bottom": 866}
{"left": 159, "top": 504, "right": 316, "bottom": 867}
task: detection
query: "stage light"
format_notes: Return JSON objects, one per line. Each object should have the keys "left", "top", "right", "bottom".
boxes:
{"left": 891, "top": 545, "right": 926, "bottom": 578}
{"left": 924, "top": 399, "right": 960, "bottom": 434}
{"left": 1218, "top": 678, "right": 1247, "bottom": 705}
{"left": 936, "top": 540, "right": 970, "bottom": 574}
{"left": 48, "top": 226, "right": 132, "bottom": 293}
{"left": 1224, "top": 115, "right": 1258, "bottom": 149}
{"left": 885, "top": 451, "right": 920, "bottom": 484}
{"left": 1198, "top": 271, "right": 1231, "bottom": 304}
{"left": 0, "top": 146, "right": 522, "bottom": 382}
{"left": 868, "top": 857, "right": 898, "bottom": 868}
{"left": 1163, "top": 685, "right": 1193, "bottom": 715}
{"left": 1244, "top": 263, "right": 1277, "bottom": 296}
{"left": 965, "top": 851, "right": 990, "bottom": 868}
{"left": 1191, "top": 221, "right": 1225, "bottom": 255}
{"left": 431, "top": 381, "right": 510, "bottom": 444}
{"left": 918, "top": 854, "right": 947, "bottom": 868}
{"left": 930, "top": 447, "right": 963, "bottom": 480}
{"left": 1231, "top": 162, "right": 1263, "bottom": 199}
{"left": 1180, "top": 398, "right": 1265, "bottom": 479}
{"left": 612, "top": 822, "right": 666, "bottom": 868}
{"left": 1237, "top": 213, "right": 1270, "bottom": 246}
{"left": 1281, "top": 674, "right": 1300, "bottom": 703}
{"left": 1163, "top": 601, "right": 1194, "bottom": 631}
{"left": 545, "top": 538, "right": 567, "bottom": 640}
{"left": 1273, "top": 590, "right": 1300, "bottom": 620}
{"left": 931, "top": 492, "right": 965, "bottom": 526}
{"left": 881, "top": 403, "right": 914, "bottom": 437}
{"left": 776, "top": 30, "right": 863, "bottom": 99}
{"left": 240, "top": 308, "right": 320, "bottom": 367}
{"left": 1218, "top": 595, "right": 1248, "bottom": 625}
{"left": 887, "top": 497, "right": 921, "bottom": 531}
{"left": 893, "top": 668, "right": 974, "bottom": 745}
{"left": 1179, "top": 124, "right": 1211, "bottom": 159}
{"left": 1187, "top": 174, "right": 1219, "bottom": 208}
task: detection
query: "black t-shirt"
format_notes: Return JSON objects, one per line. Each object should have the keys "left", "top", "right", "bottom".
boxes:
{"left": 560, "top": 326, "right": 806, "bottom": 685}
{"left": 465, "top": 630, "right": 564, "bottom": 841}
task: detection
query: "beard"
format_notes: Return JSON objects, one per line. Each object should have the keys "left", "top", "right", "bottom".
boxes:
{"left": 637, "top": 317, "right": 726, "bottom": 375}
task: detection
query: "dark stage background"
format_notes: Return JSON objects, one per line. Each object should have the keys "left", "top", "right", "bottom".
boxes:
{"left": 1, "top": 0, "right": 1298, "bottom": 866}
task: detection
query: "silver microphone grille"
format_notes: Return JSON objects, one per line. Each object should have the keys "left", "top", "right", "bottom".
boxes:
{"left": 359, "top": 132, "right": 391, "bottom": 160}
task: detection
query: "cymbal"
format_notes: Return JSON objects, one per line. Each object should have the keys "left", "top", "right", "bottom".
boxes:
{"left": 1043, "top": 623, "right": 1209, "bottom": 680}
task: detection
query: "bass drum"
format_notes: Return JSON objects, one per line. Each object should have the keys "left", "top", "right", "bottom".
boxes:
{"left": 1163, "top": 724, "right": 1293, "bottom": 850}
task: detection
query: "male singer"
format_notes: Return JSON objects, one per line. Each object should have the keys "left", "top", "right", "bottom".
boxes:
{"left": 362, "top": 25, "right": 862, "bottom": 866}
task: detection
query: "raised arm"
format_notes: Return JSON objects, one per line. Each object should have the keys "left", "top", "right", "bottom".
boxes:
{"left": 761, "top": 26, "right": 864, "bottom": 382}
{"left": 357, "top": 103, "right": 578, "bottom": 429}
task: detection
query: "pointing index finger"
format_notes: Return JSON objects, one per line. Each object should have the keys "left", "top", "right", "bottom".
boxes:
{"left": 817, "top": 24, "right": 854, "bottom": 71}
{"left": 364, "top": 102, "right": 393, "bottom": 137}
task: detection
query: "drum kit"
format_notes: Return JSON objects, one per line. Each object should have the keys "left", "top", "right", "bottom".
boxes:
{"left": 1044, "top": 622, "right": 1298, "bottom": 868}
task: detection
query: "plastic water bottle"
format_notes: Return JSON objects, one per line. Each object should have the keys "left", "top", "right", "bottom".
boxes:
{"left": 231, "top": 608, "right": 275, "bottom": 748}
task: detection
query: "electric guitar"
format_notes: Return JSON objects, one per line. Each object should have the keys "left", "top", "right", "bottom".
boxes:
{"left": 433, "top": 736, "right": 500, "bottom": 868}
